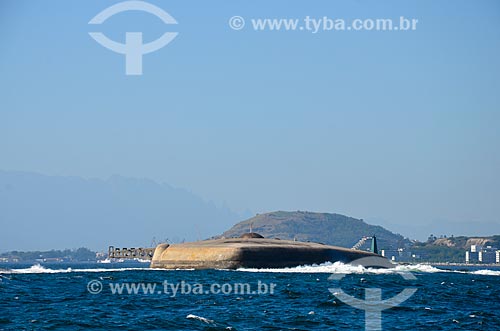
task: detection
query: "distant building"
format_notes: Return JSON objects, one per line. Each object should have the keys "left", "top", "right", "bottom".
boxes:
{"left": 466, "top": 251, "right": 479, "bottom": 264}
{"left": 479, "top": 251, "right": 496, "bottom": 264}
{"left": 470, "top": 245, "right": 481, "bottom": 253}
{"left": 467, "top": 245, "right": 498, "bottom": 264}
{"left": 381, "top": 249, "right": 398, "bottom": 262}
{"left": 381, "top": 248, "right": 420, "bottom": 262}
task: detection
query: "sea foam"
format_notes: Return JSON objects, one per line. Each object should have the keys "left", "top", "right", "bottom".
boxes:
{"left": 237, "top": 261, "right": 500, "bottom": 276}
{"left": 186, "top": 314, "right": 215, "bottom": 324}
{"left": 0, "top": 264, "right": 154, "bottom": 274}
{"left": 470, "top": 269, "right": 500, "bottom": 276}
{"left": 1, "top": 262, "right": 499, "bottom": 276}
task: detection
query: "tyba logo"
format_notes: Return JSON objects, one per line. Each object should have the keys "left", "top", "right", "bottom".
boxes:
{"left": 88, "top": 1, "right": 178, "bottom": 75}
{"left": 328, "top": 256, "right": 417, "bottom": 331}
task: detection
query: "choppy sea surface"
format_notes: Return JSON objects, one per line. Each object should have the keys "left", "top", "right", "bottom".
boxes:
{"left": 1, "top": 262, "right": 499, "bottom": 330}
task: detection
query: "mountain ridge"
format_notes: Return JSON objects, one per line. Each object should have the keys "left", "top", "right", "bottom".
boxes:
{"left": 0, "top": 170, "right": 242, "bottom": 252}
{"left": 218, "top": 210, "right": 407, "bottom": 249}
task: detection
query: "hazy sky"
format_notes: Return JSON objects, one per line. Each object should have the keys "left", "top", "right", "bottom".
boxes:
{"left": 1, "top": 0, "right": 499, "bottom": 238}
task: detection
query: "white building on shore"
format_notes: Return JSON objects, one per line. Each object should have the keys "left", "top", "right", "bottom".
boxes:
{"left": 466, "top": 245, "right": 499, "bottom": 264}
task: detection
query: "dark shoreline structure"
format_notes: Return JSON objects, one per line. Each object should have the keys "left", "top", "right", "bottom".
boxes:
{"left": 150, "top": 234, "right": 382, "bottom": 269}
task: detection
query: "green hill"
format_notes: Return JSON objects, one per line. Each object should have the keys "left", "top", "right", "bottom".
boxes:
{"left": 218, "top": 211, "right": 406, "bottom": 250}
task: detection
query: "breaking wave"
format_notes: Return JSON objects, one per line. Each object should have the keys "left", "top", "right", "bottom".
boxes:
{"left": 1, "top": 262, "right": 498, "bottom": 276}
{"left": 0, "top": 264, "right": 154, "bottom": 274}
{"left": 186, "top": 314, "right": 215, "bottom": 324}
{"left": 237, "top": 261, "right": 499, "bottom": 276}
{"left": 470, "top": 269, "right": 500, "bottom": 276}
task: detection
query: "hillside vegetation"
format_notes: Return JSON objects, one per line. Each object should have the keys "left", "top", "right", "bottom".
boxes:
{"left": 219, "top": 211, "right": 406, "bottom": 249}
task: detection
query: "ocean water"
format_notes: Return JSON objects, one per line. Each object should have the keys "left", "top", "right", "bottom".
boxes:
{"left": 1, "top": 262, "right": 499, "bottom": 330}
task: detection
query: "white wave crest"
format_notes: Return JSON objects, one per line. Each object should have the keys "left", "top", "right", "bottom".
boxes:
{"left": 2, "top": 263, "right": 498, "bottom": 276}
{"left": 186, "top": 314, "right": 215, "bottom": 324}
{"left": 471, "top": 269, "right": 500, "bottom": 276}
{"left": 239, "top": 262, "right": 452, "bottom": 274}
{"left": 0, "top": 264, "right": 155, "bottom": 274}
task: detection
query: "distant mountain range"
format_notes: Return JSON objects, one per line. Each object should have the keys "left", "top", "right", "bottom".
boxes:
{"left": 6, "top": 171, "right": 493, "bottom": 254}
{"left": 219, "top": 211, "right": 408, "bottom": 250}
{"left": 0, "top": 171, "right": 243, "bottom": 252}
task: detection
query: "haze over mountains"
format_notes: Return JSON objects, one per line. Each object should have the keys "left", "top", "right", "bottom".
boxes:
{"left": 0, "top": 171, "right": 243, "bottom": 252}
{"left": 1, "top": 170, "right": 499, "bottom": 252}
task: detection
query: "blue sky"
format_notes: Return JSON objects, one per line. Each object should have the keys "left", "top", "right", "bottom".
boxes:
{"left": 1, "top": 0, "right": 500, "bottom": 239}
